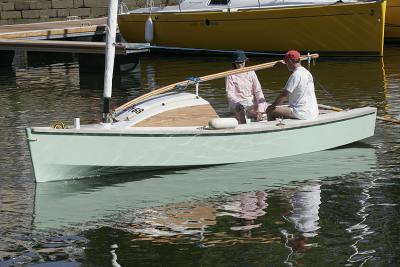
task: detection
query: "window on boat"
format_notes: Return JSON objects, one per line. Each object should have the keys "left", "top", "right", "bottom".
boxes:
{"left": 208, "top": 0, "right": 230, "bottom": 5}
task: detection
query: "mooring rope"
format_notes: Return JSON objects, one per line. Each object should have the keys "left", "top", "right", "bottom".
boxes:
{"left": 313, "top": 77, "right": 347, "bottom": 109}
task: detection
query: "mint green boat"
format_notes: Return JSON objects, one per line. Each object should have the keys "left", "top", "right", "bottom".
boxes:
{"left": 26, "top": 91, "right": 377, "bottom": 182}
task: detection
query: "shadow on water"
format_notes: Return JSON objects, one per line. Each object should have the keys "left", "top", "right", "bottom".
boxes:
{"left": 26, "top": 52, "right": 75, "bottom": 68}
{"left": 0, "top": 67, "right": 16, "bottom": 87}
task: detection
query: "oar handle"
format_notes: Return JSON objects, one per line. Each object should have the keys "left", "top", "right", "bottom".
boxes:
{"left": 115, "top": 53, "right": 319, "bottom": 114}
{"left": 318, "top": 104, "right": 343, "bottom": 112}
{"left": 376, "top": 116, "right": 400, "bottom": 124}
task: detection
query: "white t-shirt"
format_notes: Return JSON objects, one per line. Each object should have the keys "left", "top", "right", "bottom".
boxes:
{"left": 284, "top": 66, "right": 319, "bottom": 120}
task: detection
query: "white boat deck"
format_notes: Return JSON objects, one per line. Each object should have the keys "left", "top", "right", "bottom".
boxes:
{"left": 31, "top": 107, "right": 376, "bottom": 135}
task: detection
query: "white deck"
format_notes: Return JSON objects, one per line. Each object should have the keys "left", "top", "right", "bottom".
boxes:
{"left": 31, "top": 107, "right": 375, "bottom": 135}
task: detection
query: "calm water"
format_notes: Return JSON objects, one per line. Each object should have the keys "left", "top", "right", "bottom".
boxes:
{"left": 0, "top": 46, "right": 399, "bottom": 266}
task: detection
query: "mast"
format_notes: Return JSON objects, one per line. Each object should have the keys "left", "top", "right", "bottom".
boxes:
{"left": 102, "top": 0, "right": 119, "bottom": 123}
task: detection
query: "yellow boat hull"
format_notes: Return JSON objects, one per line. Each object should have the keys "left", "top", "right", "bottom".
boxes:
{"left": 118, "top": 1, "right": 386, "bottom": 56}
{"left": 387, "top": 0, "right": 400, "bottom": 39}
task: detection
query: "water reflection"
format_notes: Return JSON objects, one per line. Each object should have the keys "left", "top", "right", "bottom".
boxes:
{"left": 345, "top": 176, "right": 381, "bottom": 266}
{"left": 218, "top": 191, "right": 267, "bottom": 238}
{"left": 282, "top": 182, "right": 321, "bottom": 266}
{"left": 33, "top": 144, "right": 376, "bottom": 232}
{"left": 110, "top": 244, "right": 122, "bottom": 267}
{"left": 382, "top": 45, "right": 400, "bottom": 119}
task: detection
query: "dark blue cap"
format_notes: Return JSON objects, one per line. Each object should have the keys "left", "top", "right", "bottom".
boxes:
{"left": 232, "top": 50, "right": 248, "bottom": 63}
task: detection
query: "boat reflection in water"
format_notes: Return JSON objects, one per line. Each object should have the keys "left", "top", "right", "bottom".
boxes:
{"left": 386, "top": 0, "right": 400, "bottom": 41}
{"left": 382, "top": 46, "right": 400, "bottom": 117}
{"left": 33, "top": 144, "right": 377, "bottom": 232}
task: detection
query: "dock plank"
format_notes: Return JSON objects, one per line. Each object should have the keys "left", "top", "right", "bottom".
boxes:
{"left": 0, "top": 18, "right": 107, "bottom": 39}
{"left": 0, "top": 18, "right": 149, "bottom": 67}
{"left": 0, "top": 39, "right": 149, "bottom": 54}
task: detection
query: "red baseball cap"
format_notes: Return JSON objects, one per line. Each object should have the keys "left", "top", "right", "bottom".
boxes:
{"left": 284, "top": 50, "right": 301, "bottom": 61}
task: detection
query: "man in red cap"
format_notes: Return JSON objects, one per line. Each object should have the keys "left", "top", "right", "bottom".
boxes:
{"left": 266, "top": 50, "right": 318, "bottom": 121}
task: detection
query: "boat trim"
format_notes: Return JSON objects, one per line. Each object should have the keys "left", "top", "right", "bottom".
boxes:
{"left": 30, "top": 108, "right": 376, "bottom": 137}
{"left": 149, "top": 46, "right": 383, "bottom": 56}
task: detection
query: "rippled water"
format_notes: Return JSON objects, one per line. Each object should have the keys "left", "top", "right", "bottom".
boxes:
{"left": 0, "top": 46, "right": 399, "bottom": 266}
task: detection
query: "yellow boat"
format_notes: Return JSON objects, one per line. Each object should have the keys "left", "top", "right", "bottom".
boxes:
{"left": 118, "top": 0, "right": 386, "bottom": 56}
{"left": 386, "top": 0, "right": 400, "bottom": 40}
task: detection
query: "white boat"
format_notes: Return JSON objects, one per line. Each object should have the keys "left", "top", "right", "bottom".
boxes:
{"left": 25, "top": 2, "right": 377, "bottom": 183}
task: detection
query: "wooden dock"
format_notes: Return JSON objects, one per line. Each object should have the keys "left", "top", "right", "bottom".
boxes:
{"left": 0, "top": 39, "right": 149, "bottom": 55}
{"left": 0, "top": 18, "right": 107, "bottom": 40}
{"left": 0, "top": 17, "right": 149, "bottom": 70}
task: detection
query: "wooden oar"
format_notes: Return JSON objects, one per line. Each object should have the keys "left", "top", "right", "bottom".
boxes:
{"left": 115, "top": 53, "right": 320, "bottom": 114}
{"left": 318, "top": 104, "right": 400, "bottom": 124}
{"left": 318, "top": 104, "right": 344, "bottom": 112}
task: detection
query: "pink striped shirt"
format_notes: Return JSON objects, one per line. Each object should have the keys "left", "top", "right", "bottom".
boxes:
{"left": 225, "top": 71, "right": 267, "bottom": 113}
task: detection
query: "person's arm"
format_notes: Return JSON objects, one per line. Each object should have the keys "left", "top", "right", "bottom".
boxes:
{"left": 266, "top": 90, "right": 289, "bottom": 114}
{"left": 251, "top": 72, "right": 267, "bottom": 113}
{"left": 226, "top": 75, "right": 240, "bottom": 106}
{"left": 266, "top": 72, "right": 297, "bottom": 114}
{"left": 250, "top": 72, "right": 267, "bottom": 121}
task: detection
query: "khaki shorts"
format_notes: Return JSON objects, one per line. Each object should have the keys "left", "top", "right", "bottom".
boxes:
{"left": 267, "top": 106, "right": 298, "bottom": 121}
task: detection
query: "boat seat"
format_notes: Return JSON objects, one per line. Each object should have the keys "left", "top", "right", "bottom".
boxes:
{"left": 133, "top": 103, "right": 219, "bottom": 127}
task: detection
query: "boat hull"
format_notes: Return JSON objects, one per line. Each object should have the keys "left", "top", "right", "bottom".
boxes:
{"left": 386, "top": 0, "right": 400, "bottom": 40}
{"left": 118, "top": 2, "right": 386, "bottom": 56}
{"left": 26, "top": 107, "right": 376, "bottom": 182}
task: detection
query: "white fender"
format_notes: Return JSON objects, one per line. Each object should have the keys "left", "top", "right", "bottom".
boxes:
{"left": 145, "top": 17, "right": 154, "bottom": 43}
{"left": 208, "top": 118, "right": 238, "bottom": 129}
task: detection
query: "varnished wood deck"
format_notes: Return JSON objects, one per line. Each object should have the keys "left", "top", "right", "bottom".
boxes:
{"left": 134, "top": 105, "right": 219, "bottom": 127}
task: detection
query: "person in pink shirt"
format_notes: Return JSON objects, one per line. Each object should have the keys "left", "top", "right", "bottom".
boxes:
{"left": 225, "top": 51, "right": 267, "bottom": 124}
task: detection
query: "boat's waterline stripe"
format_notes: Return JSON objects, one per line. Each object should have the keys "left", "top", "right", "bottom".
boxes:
{"left": 149, "top": 47, "right": 381, "bottom": 56}
{"left": 148, "top": 46, "right": 285, "bottom": 56}
{"left": 30, "top": 112, "right": 376, "bottom": 137}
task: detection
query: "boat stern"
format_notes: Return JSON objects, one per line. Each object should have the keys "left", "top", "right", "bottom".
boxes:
{"left": 26, "top": 127, "right": 40, "bottom": 181}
